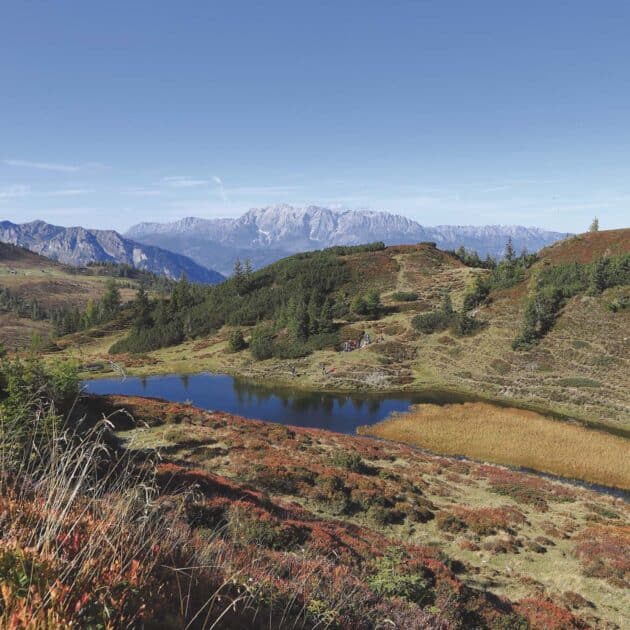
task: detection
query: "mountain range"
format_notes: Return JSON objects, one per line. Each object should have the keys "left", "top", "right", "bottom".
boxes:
{"left": 127, "top": 205, "right": 570, "bottom": 275}
{"left": 0, "top": 220, "right": 224, "bottom": 284}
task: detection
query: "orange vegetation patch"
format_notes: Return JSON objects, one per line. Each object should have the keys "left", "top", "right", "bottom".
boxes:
{"left": 70, "top": 395, "right": 629, "bottom": 628}
{"left": 538, "top": 228, "right": 630, "bottom": 265}
{"left": 573, "top": 524, "right": 630, "bottom": 588}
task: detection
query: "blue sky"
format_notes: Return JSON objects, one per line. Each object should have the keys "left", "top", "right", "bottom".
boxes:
{"left": 1, "top": 1, "right": 628, "bottom": 233}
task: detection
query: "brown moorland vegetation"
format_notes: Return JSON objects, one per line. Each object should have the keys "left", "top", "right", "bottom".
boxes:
{"left": 61, "top": 394, "right": 627, "bottom": 629}
{"left": 537, "top": 229, "right": 630, "bottom": 265}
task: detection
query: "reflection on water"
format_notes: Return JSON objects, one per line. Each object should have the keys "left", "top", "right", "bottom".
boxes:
{"left": 83, "top": 372, "right": 475, "bottom": 434}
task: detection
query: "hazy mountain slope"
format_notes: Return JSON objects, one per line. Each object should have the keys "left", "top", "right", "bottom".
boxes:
{"left": 0, "top": 220, "right": 224, "bottom": 284}
{"left": 127, "top": 205, "right": 569, "bottom": 275}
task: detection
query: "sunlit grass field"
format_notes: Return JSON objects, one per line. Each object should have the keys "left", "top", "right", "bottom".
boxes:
{"left": 359, "top": 402, "right": 630, "bottom": 489}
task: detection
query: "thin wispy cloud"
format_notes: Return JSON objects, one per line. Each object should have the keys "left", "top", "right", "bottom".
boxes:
{"left": 163, "top": 176, "right": 209, "bottom": 188}
{"left": 46, "top": 188, "right": 92, "bottom": 197}
{"left": 0, "top": 185, "right": 91, "bottom": 200}
{"left": 123, "top": 188, "right": 167, "bottom": 197}
{"left": 212, "top": 175, "right": 227, "bottom": 201}
{"left": 0, "top": 184, "right": 30, "bottom": 199}
{"left": 3, "top": 159, "right": 102, "bottom": 173}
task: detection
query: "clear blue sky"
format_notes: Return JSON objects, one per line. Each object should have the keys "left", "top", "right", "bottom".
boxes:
{"left": 1, "top": 1, "right": 628, "bottom": 233}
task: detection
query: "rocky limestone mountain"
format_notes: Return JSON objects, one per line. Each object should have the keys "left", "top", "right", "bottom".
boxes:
{"left": 0, "top": 220, "right": 224, "bottom": 284}
{"left": 127, "top": 205, "right": 570, "bottom": 275}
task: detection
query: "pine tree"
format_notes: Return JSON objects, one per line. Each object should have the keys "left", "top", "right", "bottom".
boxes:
{"left": 307, "top": 296, "right": 320, "bottom": 335}
{"left": 365, "top": 290, "right": 382, "bottom": 320}
{"left": 101, "top": 278, "right": 122, "bottom": 316}
{"left": 440, "top": 290, "right": 454, "bottom": 317}
{"left": 589, "top": 217, "right": 599, "bottom": 232}
{"left": 233, "top": 258, "right": 244, "bottom": 294}
{"left": 504, "top": 238, "right": 516, "bottom": 263}
{"left": 319, "top": 298, "right": 334, "bottom": 333}
{"left": 171, "top": 274, "right": 192, "bottom": 311}
{"left": 589, "top": 257, "right": 607, "bottom": 294}
{"left": 133, "top": 285, "right": 153, "bottom": 329}
{"left": 351, "top": 295, "right": 367, "bottom": 316}
{"left": 288, "top": 298, "right": 309, "bottom": 340}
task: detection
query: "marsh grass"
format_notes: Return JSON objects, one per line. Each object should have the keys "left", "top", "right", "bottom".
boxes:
{"left": 359, "top": 402, "right": 630, "bottom": 489}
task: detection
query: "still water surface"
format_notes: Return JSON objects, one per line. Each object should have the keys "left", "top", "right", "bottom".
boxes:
{"left": 83, "top": 372, "right": 475, "bottom": 434}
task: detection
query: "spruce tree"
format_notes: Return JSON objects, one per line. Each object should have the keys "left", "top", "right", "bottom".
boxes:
{"left": 133, "top": 285, "right": 153, "bottom": 329}
{"left": 101, "top": 278, "right": 121, "bottom": 317}
{"left": 440, "top": 290, "right": 454, "bottom": 317}
{"left": 365, "top": 290, "right": 382, "bottom": 320}
{"left": 589, "top": 257, "right": 607, "bottom": 294}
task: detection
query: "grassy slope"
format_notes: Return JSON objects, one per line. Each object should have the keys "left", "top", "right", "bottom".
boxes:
{"left": 0, "top": 243, "right": 137, "bottom": 348}
{"left": 96, "top": 395, "right": 629, "bottom": 629}
{"left": 57, "top": 232, "right": 630, "bottom": 430}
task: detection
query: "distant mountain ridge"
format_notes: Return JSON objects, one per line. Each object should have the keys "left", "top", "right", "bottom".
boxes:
{"left": 127, "top": 205, "right": 570, "bottom": 275}
{"left": 0, "top": 220, "right": 224, "bottom": 284}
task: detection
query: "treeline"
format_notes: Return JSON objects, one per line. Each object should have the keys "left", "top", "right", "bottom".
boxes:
{"left": 50, "top": 278, "right": 126, "bottom": 337}
{"left": 110, "top": 245, "right": 387, "bottom": 357}
{"left": 0, "top": 287, "right": 46, "bottom": 321}
{"left": 461, "top": 240, "right": 537, "bottom": 312}
{"left": 67, "top": 261, "right": 175, "bottom": 288}
{"left": 0, "top": 263, "right": 170, "bottom": 342}
{"left": 450, "top": 246, "right": 497, "bottom": 269}
{"left": 0, "top": 277, "right": 127, "bottom": 340}
{"left": 513, "top": 253, "right": 630, "bottom": 348}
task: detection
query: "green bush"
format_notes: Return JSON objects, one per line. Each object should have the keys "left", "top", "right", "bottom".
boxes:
{"left": 249, "top": 325, "right": 275, "bottom": 360}
{"left": 0, "top": 357, "right": 79, "bottom": 469}
{"left": 368, "top": 548, "right": 432, "bottom": 606}
{"left": 412, "top": 310, "right": 450, "bottom": 334}
{"left": 329, "top": 450, "right": 376, "bottom": 474}
{"left": 227, "top": 329, "right": 248, "bottom": 352}
{"left": 450, "top": 312, "right": 481, "bottom": 336}
{"left": 227, "top": 505, "right": 305, "bottom": 550}
{"left": 606, "top": 294, "right": 630, "bottom": 312}
{"left": 513, "top": 253, "right": 630, "bottom": 349}
{"left": 462, "top": 276, "right": 491, "bottom": 311}
{"left": 391, "top": 291, "right": 418, "bottom": 302}
{"left": 272, "top": 339, "right": 311, "bottom": 360}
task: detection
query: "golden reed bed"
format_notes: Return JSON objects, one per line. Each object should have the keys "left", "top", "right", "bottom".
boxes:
{"left": 358, "top": 402, "right": 630, "bottom": 489}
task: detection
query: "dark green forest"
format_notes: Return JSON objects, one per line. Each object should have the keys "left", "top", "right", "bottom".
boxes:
{"left": 110, "top": 243, "right": 387, "bottom": 358}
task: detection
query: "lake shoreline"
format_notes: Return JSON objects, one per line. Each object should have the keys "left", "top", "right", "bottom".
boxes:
{"left": 81, "top": 366, "right": 630, "bottom": 439}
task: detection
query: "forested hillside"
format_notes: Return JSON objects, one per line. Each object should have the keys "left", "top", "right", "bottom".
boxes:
{"left": 53, "top": 230, "right": 630, "bottom": 429}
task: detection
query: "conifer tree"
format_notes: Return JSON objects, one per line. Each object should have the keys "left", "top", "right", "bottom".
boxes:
{"left": 101, "top": 278, "right": 122, "bottom": 317}
{"left": 589, "top": 257, "right": 607, "bottom": 294}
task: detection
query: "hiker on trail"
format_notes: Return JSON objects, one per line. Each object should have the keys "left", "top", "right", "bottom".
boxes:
{"left": 290, "top": 365, "right": 296, "bottom": 378}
